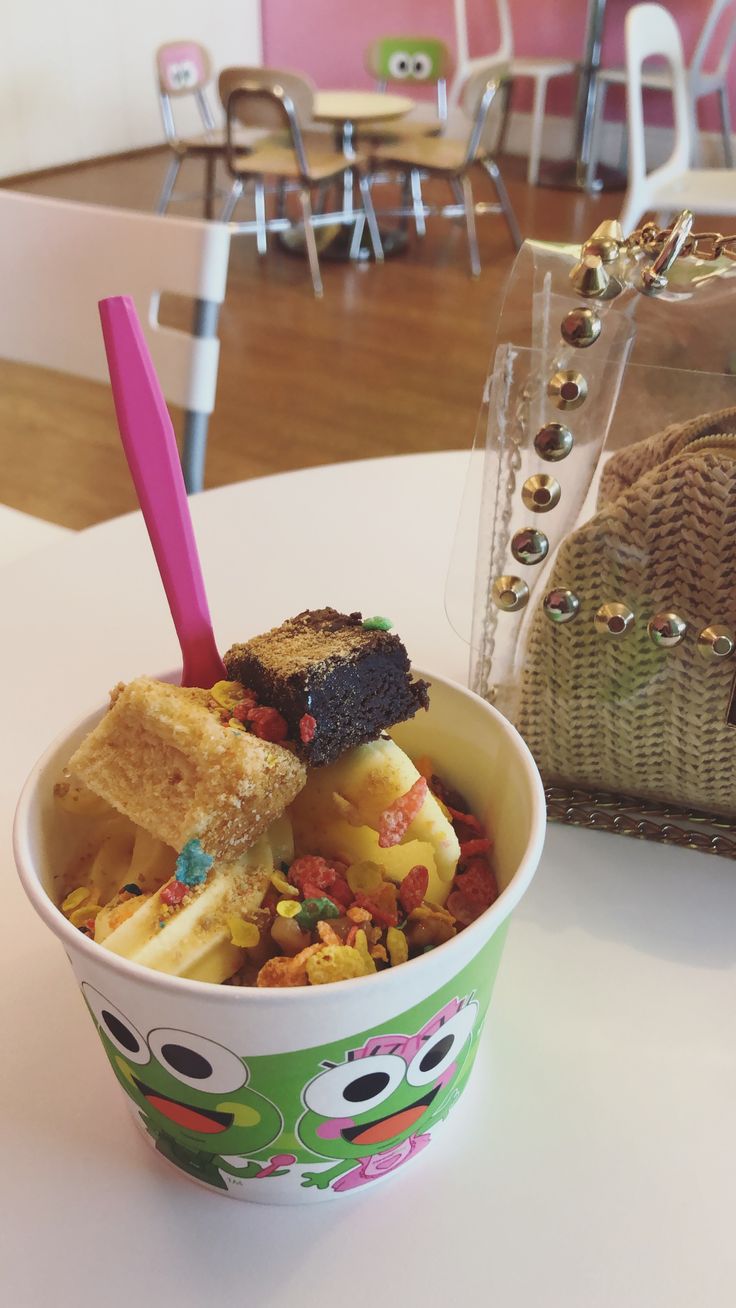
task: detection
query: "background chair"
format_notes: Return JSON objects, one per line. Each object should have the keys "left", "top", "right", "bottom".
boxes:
{"left": 588, "top": 0, "right": 736, "bottom": 185}
{"left": 220, "top": 72, "right": 383, "bottom": 297}
{"left": 364, "top": 36, "right": 454, "bottom": 138}
{"left": 620, "top": 3, "right": 736, "bottom": 233}
{"left": 156, "top": 40, "right": 229, "bottom": 217}
{"left": 451, "top": 0, "right": 576, "bottom": 184}
{"left": 370, "top": 65, "right": 522, "bottom": 276}
{"left": 0, "top": 190, "right": 230, "bottom": 493}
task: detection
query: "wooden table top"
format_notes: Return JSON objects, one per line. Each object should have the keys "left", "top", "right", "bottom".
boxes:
{"left": 313, "top": 90, "right": 415, "bottom": 125}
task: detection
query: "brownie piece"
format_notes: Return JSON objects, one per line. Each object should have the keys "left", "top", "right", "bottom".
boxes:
{"left": 224, "top": 608, "right": 430, "bottom": 766}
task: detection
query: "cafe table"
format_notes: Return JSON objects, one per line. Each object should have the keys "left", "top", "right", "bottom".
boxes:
{"left": 1, "top": 452, "right": 734, "bottom": 1307}
{"left": 306, "top": 90, "right": 415, "bottom": 260}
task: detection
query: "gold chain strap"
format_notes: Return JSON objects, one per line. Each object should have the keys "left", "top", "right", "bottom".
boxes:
{"left": 626, "top": 221, "right": 736, "bottom": 263}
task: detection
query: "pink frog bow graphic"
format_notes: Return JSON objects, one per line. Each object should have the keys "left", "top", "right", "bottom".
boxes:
{"left": 298, "top": 996, "right": 479, "bottom": 1192}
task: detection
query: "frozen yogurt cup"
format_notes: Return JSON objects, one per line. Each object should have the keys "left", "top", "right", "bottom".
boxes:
{"left": 14, "top": 667, "right": 545, "bottom": 1203}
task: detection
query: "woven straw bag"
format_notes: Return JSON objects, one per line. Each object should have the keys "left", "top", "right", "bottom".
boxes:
{"left": 517, "top": 407, "right": 736, "bottom": 816}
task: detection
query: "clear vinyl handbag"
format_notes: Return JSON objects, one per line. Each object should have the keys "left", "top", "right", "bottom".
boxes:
{"left": 448, "top": 212, "right": 736, "bottom": 854}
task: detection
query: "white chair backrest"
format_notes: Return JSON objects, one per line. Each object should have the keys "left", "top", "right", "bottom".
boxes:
{"left": 626, "top": 3, "right": 692, "bottom": 195}
{"left": 451, "top": 0, "right": 512, "bottom": 110}
{"left": 0, "top": 191, "right": 230, "bottom": 416}
{"left": 690, "top": 0, "right": 736, "bottom": 80}
{"left": 452, "top": 0, "right": 512, "bottom": 68}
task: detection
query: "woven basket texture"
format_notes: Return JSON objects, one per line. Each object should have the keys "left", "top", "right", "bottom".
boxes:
{"left": 517, "top": 407, "right": 736, "bottom": 815}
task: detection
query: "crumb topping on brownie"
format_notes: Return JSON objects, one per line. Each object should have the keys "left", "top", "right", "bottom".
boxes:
{"left": 229, "top": 609, "right": 411, "bottom": 681}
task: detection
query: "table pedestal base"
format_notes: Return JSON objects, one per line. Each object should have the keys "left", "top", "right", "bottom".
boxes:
{"left": 278, "top": 225, "right": 408, "bottom": 262}
{"left": 536, "top": 159, "right": 627, "bottom": 193}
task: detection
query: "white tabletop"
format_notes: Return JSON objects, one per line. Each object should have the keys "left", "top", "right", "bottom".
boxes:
{"left": 2, "top": 452, "right": 734, "bottom": 1308}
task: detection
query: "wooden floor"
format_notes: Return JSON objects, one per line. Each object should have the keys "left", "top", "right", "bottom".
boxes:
{"left": 3, "top": 149, "right": 617, "bottom": 528}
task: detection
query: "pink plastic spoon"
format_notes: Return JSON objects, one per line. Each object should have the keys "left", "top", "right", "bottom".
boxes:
{"left": 98, "top": 295, "right": 226, "bottom": 688}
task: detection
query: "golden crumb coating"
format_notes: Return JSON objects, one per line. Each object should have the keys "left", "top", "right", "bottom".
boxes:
{"left": 68, "top": 677, "right": 306, "bottom": 859}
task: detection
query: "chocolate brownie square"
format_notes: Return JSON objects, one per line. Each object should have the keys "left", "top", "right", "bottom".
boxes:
{"left": 224, "top": 608, "right": 430, "bottom": 766}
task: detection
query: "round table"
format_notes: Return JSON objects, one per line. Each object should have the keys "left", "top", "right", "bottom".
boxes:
{"left": 313, "top": 90, "right": 415, "bottom": 154}
{"left": 312, "top": 89, "right": 415, "bottom": 261}
{"left": 2, "top": 453, "right": 734, "bottom": 1307}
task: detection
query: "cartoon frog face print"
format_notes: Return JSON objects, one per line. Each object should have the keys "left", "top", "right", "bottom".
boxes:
{"left": 298, "top": 997, "right": 479, "bottom": 1191}
{"left": 375, "top": 37, "right": 446, "bottom": 83}
{"left": 82, "top": 985, "right": 286, "bottom": 1184}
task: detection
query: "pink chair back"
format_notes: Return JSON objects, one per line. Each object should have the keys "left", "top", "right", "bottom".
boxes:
{"left": 157, "top": 42, "right": 211, "bottom": 96}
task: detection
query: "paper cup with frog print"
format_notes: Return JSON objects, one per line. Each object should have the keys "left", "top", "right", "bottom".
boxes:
{"left": 14, "top": 668, "right": 545, "bottom": 1203}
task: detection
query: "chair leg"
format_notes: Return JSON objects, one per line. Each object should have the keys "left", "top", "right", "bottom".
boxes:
{"left": 220, "top": 179, "right": 243, "bottom": 222}
{"left": 527, "top": 74, "right": 548, "bottom": 186}
{"left": 255, "top": 178, "right": 268, "bottom": 254}
{"left": 359, "top": 174, "right": 384, "bottom": 262}
{"left": 496, "top": 79, "right": 514, "bottom": 156}
{"left": 450, "top": 177, "right": 465, "bottom": 221}
{"left": 460, "top": 173, "right": 481, "bottom": 277}
{"left": 482, "top": 158, "right": 522, "bottom": 251}
{"left": 156, "top": 154, "right": 181, "bottom": 214}
{"left": 299, "top": 187, "right": 323, "bottom": 297}
{"left": 399, "top": 172, "right": 412, "bottom": 232}
{"left": 410, "top": 168, "right": 427, "bottom": 237}
{"left": 182, "top": 411, "right": 209, "bottom": 494}
{"left": 718, "top": 86, "right": 734, "bottom": 167}
{"left": 204, "top": 155, "right": 216, "bottom": 219}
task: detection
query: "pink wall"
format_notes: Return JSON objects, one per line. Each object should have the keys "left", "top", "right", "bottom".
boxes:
{"left": 261, "top": 0, "right": 731, "bottom": 131}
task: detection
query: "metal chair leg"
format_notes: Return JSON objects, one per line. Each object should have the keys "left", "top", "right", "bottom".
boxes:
{"left": 410, "top": 168, "right": 427, "bottom": 237}
{"left": 255, "top": 178, "right": 268, "bottom": 254}
{"left": 220, "top": 179, "right": 243, "bottom": 222}
{"left": 156, "top": 154, "right": 181, "bottom": 214}
{"left": 349, "top": 212, "right": 367, "bottom": 261}
{"left": 182, "top": 411, "right": 208, "bottom": 493}
{"left": 359, "top": 174, "right": 384, "bottom": 262}
{"left": 299, "top": 187, "right": 323, "bottom": 297}
{"left": 204, "top": 155, "right": 216, "bottom": 219}
{"left": 399, "top": 172, "right": 412, "bottom": 232}
{"left": 460, "top": 174, "right": 481, "bottom": 277}
{"left": 450, "top": 177, "right": 465, "bottom": 221}
{"left": 718, "top": 85, "right": 734, "bottom": 167}
{"left": 482, "top": 158, "right": 522, "bottom": 251}
{"left": 496, "top": 79, "right": 514, "bottom": 155}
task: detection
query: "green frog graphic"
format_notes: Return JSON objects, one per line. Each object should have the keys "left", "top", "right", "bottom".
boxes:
{"left": 82, "top": 984, "right": 293, "bottom": 1191}
{"left": 297, "top": 996, "right": 480, "bottom": 1192}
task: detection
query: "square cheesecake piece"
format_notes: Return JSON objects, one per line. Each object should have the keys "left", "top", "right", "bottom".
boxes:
{"left": 224, "top": 608, "right": 430, "bottom": 766}
{"left": 68, "top": 677, "right": 306, "bottom": 859}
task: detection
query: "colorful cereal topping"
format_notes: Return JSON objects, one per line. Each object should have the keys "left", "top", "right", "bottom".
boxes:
{"left": 210, "top": 680, "right": 250, "bottom": 709}
{"left": 398, "top": 864, "right": 429, "bottom": 914}
{"left": 299, "top": 713, "right": 317, "bottom": 743}
{"left": 175, "top": 838, "right": 213, "bottom": 887}
{"left": 227, "top": 917, "right": 260, "bottom": 948}
{"left": 378, "top": 776, "right": 428, "bottom": 848}
{"left": 361, "top": 616, "right": 394, "bottom": 631}
{"left": 244, "top": 766, "right": 497, "bottom": 986}
{"left": 161, "top": 880, "right": 188, "bottom": 907}
{"left": 244, "top": 705, "right": 289, "bottom": 742}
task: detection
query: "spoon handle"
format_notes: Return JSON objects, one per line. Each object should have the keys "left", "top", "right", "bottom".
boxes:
{"left": 99, "top": 295, "right": 226, "bottom": 688}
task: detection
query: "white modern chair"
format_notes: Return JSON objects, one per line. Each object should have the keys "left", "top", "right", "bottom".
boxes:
{"left": 589, "top": 0, "right": 736, "bottom": 184}
{"left": 451, "top": 0, "right": 576, "bottom": 184}
{"left": 0, "top": 190, "right": 230, "bottom": 492}
{"left": 620, "top": 3, "right": 736, "bottom": 233}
